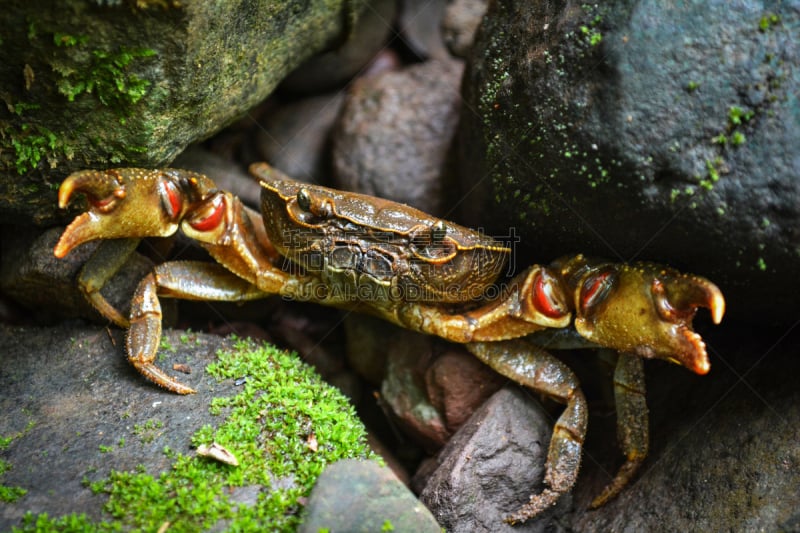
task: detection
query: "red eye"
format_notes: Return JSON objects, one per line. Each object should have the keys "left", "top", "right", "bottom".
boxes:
{"left": 189, "top": 195, "right": 225, "bottom": 232}
{"left": 531, "top": 269, "right": 568, "bottom": 319}
{"left": 580, "top": 270, "right": 615, "bottom": 314}
{"left": 159, "top": 179, "right": 183, "bottom": 219}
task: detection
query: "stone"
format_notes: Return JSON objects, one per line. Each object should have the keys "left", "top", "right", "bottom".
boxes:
{"left": 0, "top": 0, "right": 363, "bottom": 225}
{"left": 299, "top": 459, "right": 441, "bottom": 533}
{"left": 417, "top": 385, "right": 557, "bottom": 532}
{"left": 442, "top": 0, "right": 488, "bottom": 57}
{"left": 280, "top": 0, "right": 397, "bottom": 94}
{"left": 0, "top": 226, "right": 153, "bottom": 324}
{"left": 333, "top": 58, "right": 465, "bottom": 216}
{"left": 254, "top": 92, "right": 346, "bottom": 184}
{"left": 458, "top": 0, "right": 800, "bottom": 324}
{"left": 0, "top": 325, "right": 373, "bottom": 530}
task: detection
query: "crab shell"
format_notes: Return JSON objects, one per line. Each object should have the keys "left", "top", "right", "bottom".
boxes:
{"left": 252, "top": 162, "right": 511, "bottom": 304}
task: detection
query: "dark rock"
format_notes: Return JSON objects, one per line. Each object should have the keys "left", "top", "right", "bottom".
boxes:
{"left": 380, "top": 331, "right": 450, "bottom": 450}
{"left": 333, "top": 58, "right": 465, "bottom": 216}
{"left": 344, "top": 314, "right": 397, "bottom": 386}
{"left": 424, "top": 347, "right": 504, "bottom": 432}
{"left": 173, "top": 146, "right": 261, "bottom": 209}
{"left": 566, "top": 323, "right": 800, "bottom": 531}
{"left": 280, "top": 0, "right": 397, "bottom": 94}
{"left": 0, "top": 325, "right": 234, "bottom": 528}
{"left": 0, "top": 0, "right": 362, "bottom": 225}
{"left": 254, "top": 92, "right": 346, "bottom": 184}
{"left": 458, "top": 0, "right": 800, "bottom": 324}
{"left": 413, "top": 321, "right": 799, "bottom": 531}
{"left": 442, "top": 0, "right": 488, "bottom": 57}
{"left": 0, "top": 226, "right": 152, "bottom": 324}
{"left": 299, "top": 459, "right": 441, "bottom": 533}
{"left": 417, "top": 385, "right": 557, "bottom": 532}
{"left": 0, "top": 324, "right": 374, "bottom": 530}
{"left": 398, "top": 0, "right": 449, "bottom": 60}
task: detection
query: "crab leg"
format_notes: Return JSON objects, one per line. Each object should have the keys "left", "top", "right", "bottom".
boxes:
{"left": 75, "top": 238, "right": 140, "bottom": 327}
{"left": 389, "top": 265, "right": 572, "bottom": 342}
{"left": 591, "top": 351, "right": 649, "bottom": 507}
{"left": 127, "top": 261, "right": 271, "bottom": 394}
{"left": 466, "top": 339, "right": 588, "bottom": 524}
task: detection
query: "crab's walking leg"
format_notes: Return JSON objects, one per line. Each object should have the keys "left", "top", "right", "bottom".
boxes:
{"left": 128, "top": 261, "right": 270, "bottom": 394}
{"left": 466, "top": 340, "right": 588, "bottom": 524}
{"left": 591, "top": 351, "right": 648, "bottom": 507}
{"left": 75, "top": 238, "right": 141, "bottom": 328}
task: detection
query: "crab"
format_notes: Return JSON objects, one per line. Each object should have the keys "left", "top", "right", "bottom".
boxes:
{"left": 53, "top": 163, "right": 724, "bottom": 523}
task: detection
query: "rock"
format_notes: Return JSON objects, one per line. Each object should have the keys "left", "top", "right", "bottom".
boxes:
{"left": 398, "top": 0, "right": 449, "bottom": 60}
{"left": 442, "top": 0, "right": 488, "bottom": 57}
{"left": 347, "top": 317, "right": 502, "bottom": 451}
{"left": 0, "top": 325, "right": 374, "bottom": 531}
{"left": 380, "top": 331, "right": 449, "bottom": 450}
{"left": 414, "top": 324, "right": 800, "bottom": 531}
{"left": 0, "top": 0, "right": 363, "bottom": 225}
{"left": 173, "top": 145, "right": 261, "bottom": 209}
{"left": 417, "top": 385, "right": 558, "bottom": 532}
{"left": 0, "top": 226, "right": 153, "bottom": 324}
{"left": 254, "top": 92, "right": 346, "bottom": 183}
{"left": 299, "top": 459, "right": 441, "bottom": 533}
{"left": 424, "top": 347, "right": 504, "bottom": 432}
{"left": 280, "top": 0, "right": 397, "bottom": 94}
{"left": 458, "top": 0, "right": 800, "bottom": 324}
{"left": 344, "top": 314, "right": 397, "bottom": 385}
{"left": 565, "top": 323, "right": 800, "bottom": 531}
{"left": 333, "top": 58, "right": 465, "bottom": 216}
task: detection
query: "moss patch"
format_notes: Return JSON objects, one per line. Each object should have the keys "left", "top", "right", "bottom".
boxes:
{"left": 13, "top": 338, "right": 374, "bottom": 532}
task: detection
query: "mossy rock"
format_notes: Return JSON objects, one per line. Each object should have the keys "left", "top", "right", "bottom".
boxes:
{"left": 0, "top": 0, "right": 362, "bottom": 225}
{"left": 458, "top": 0, "right": 800, "bottom": 324}
{"left": 0, "top": 326, "right": 374, "bottom": 531}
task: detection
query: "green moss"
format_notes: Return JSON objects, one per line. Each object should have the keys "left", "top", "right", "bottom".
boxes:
{"left": 55, "top": 45, "right": 157, "bottom": 109}
{"left": 0, "top": 420, "right": 35, "bottom": 503}
{"left": 758, "top": 12, "right": 780, "bottom": 31}
{"left": 12, "top": 339, "right": 373, "bottom": 532}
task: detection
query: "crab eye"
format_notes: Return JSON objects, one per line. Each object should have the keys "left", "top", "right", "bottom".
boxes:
{"left": 431, "top": 221, "right": 447, "bottom": 243}
{"left": 531, "top": 269, "right": 568, "bottom": 319}
{"left": 159, "top": 178, "right": 183, "bottom": 220}
{"left": 297, "top": 189, "right": 312, "bottom": 212}
{"left": 188, "top": 194, "right": 225, "bottom": 232}
{"left": 579, "top": 269, "right": 616, "bottom": 315}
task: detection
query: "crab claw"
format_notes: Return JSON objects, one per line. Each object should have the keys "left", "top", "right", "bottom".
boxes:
{"left": 555, "top": 255, "right": 725, "bottom": 375}
{"left": 54, "top": 168, "right": 218, "bottom": 258}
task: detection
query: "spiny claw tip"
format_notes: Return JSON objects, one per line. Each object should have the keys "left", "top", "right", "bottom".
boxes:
{"left": 709, "top": 288, "right": 725, "bottom": 325}
{"left": 57, "top": 176, "right": 78, "bottom": 209}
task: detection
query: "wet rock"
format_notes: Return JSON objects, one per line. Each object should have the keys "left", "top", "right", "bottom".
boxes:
{"left": 347, "top": 315, "right": 503, "bottom": 449}
{"left": 344, "top": 314, "right": 397, "bottom": 386}
{"left": 417, "top": 386, "right": 557, "bottom": 532}
{"left": 398, "top": 0, "right": 449, "bottom": 60}
{"left": 0, "top": 324, "right": 373, "bottom": 530}
{"left": 566, "top": 323, "right": 800, "bottom": 531}
{"left": 459, "top": 0, "right": 800, "bottom": 324}
{"left": 0, "top": 325, "right": 234, "bottom": 528}
{"left": 333, "top": 58, "right": 465, "bottom": 215}
{"left": 173, "top": 145, "right": 260, "bottom": 208}
{"left": 424, "top": 347, "right": 504, "bottom": 432}
{"left": 0, "top": 226, "right": 152, "bottom": 324}
{"left": 254, "top": 92, "right": 346, "bottom": 183}
{"left": 0, "top": 0, "right": 362, "bottom": 225}
{"left": 410, "top": 322, "right": 799, "bottom": 531}
{"left": 299, "top": 459, "right": 441, "bottom": 533}
{"left": 380, "top": 332, "right": 449, "bottom": 450}
{"left": 281, "top": 0, "right": 397, "bottom": 94}
{"left": 442, "top": 0, "right": 488, "bottom": 57}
